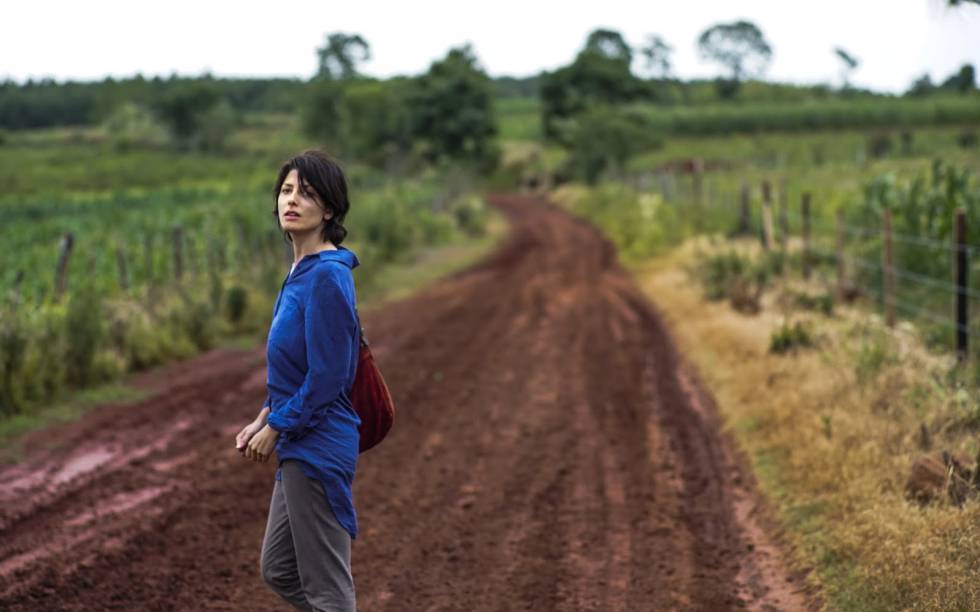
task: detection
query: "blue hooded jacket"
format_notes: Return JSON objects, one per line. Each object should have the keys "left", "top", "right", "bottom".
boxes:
{"left": 265, "top": 246, "right": 361, "bottom": 539}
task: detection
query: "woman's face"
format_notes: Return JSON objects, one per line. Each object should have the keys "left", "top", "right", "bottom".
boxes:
{"left": 278, "top": 169, "right": 333, "bottom": 237}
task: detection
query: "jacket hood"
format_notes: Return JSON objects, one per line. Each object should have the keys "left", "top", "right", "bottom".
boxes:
{"left": 317, "top": 246, "right": 359, "bottom": 269}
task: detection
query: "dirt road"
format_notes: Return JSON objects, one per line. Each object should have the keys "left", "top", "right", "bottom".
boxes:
{"left": 0, "top": 195, "right": 811, "bottom": 610}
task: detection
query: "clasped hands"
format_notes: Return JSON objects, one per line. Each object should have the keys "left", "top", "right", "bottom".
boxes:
{"left": 235, "top": 415, "right": 280, "bottom": 463}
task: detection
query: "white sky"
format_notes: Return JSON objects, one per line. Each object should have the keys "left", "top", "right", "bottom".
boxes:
{"left": 2, "top": 0, "right": 979, "bottom": 93}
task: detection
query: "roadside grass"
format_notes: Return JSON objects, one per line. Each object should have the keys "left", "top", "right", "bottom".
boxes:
{"left": 357, "top": 205, "right": 506, "bottom": 309}
{"left": 0, "top": 205, "right": 505, "bottom": 464}
{"left": 634, "top": 237, "right": 980, "bottom": 611}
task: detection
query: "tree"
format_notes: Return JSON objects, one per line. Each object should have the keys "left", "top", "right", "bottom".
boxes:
{"left": 342, "top": 78, "right": 414, "bottom": 166}
{"left": 640, "top": 35, "right": 673, "bottom": 79}
{"left": 562, "top": 106, "right": 662, "bottom": 184}
{"left": 584, "top": 29, "right": 633, "bottom": 66}
{"left": 316, "top": 33, "right": 371, "bottom": 80}
{"left": 834, "top": 47, "right": 859, "bottom": 89}
{"left": 697, "top": 20, "right": 772, "bottom": 99}
{"left": 406, "top": 44, "right": 498, "bottom": 169}
{"left": 301, "top": 78, "right": 345, "bottom": 149}
{"left": 153, "top": 80, "right": 236, "bottom": 151}
{"left": 907, "top": 73, "right": 934, "bottom": 97}
{"left": 941, "top": 64, "right": 976, "bottom": 93}
{"left": 540, "top": 28, "right": 644, "bottom": 140}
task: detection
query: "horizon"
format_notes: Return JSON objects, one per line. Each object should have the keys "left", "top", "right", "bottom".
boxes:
{"left": 1, "top": 0, "right": 978, "bottom": 95}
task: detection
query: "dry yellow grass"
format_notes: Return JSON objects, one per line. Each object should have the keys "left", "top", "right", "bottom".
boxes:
{"left": 635, "top": 237, "right": 980, "bottom": 611}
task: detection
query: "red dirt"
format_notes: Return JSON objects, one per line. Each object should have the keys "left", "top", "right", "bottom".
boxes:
{"left": 0, "top": 194, "right": 814, "bottom": 610}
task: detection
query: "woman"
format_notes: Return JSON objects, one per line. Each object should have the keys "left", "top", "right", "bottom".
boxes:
{"left": 235, "top": 149, "right": 361, "bottom": 611}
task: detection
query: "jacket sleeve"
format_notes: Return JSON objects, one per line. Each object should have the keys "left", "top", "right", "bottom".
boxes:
{"left": 267, "top": 271, "right": 357, "bottom": 437}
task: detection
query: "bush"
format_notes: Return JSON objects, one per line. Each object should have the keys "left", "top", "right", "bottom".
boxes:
{"left": 103, "top": 102, "right": 169, "bottom": 151}
{"left": 179, "top": 292, "right": 218, "bottom": 351}
{"left": 790, "top": 289, "right": 835, "bottom": 316}
{"left": 450, "top": 196, "right": 488, "bottom": 237}
{"left": 105, "top": 300, "right": 166, "bottom": 371}
{"left": 561, "top": 106, "right": 662, "bottom": 184}
{"left": 65, "top": 284, "right": 104, "bottom": 387}
{"left": 853, "top": 325, "right": 895, "bottom": 383}
{"left": 958, "top": 130, "right": 978, "bottom": 149}
{"left": 867, "top": 132, "right": 893, "bottom": 159}
{"left": 769, "top": 320, "right": 814, "bottom": 354}
{"left": 226, "top": 285, "right": 248, "bottom": 325}
{"left": 0, "top": 307, "right": 28, "bottom": 415}
{"left": 698, "top": 250, "right": 754, "bottom": 301}
{"left": 153, "top": 80, "right": 236, "bottom": 152}
{"left": 693, "top": 250, "right": 776, "bottom": 314}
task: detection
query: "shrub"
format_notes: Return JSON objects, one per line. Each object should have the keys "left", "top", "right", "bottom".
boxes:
{"left": 698, "top": 250, "right": 754, "bottom": 301}
{"left": 790, "top": 289, "right": 835, "bottom": 316}
{"left": 853, "top": 325, "right": 895, "bottom": 383}
{"left": 180, "top": 293, "right": 217, "bottom": 351}
{"left": 450, "top": 196, "right": 488, "bottom": 238}
{"left": 958, "top": 130, "right": 978, "bottom": 149}
{"left": 769, "top": 320, "right": 814, "bottom": 354}
{"left": 562, "top": 106, "right": 662, "bottom": 184}
{"left": 226, "top": 285, "right": 248, "bottom": 325}
{"left": 65, "top": 284, "right": 104, "bottom": 387}
{"left": 867, "top": 132, "right": 893, "bottom": 159}
{"left": 0, "top": 307, "right": 28, "bottom": 414}
{"left": 103, "top": 102, "right": 169, "bottom": 151}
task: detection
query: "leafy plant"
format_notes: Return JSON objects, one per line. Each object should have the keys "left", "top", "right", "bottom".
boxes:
{"left": 769, "top": 320, "right": 814, "bottom": 354}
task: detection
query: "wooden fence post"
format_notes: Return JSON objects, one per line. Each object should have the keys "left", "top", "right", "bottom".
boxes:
{"left": 55, "top": 232, "right": 74, "bottom": 302}
{"left": 955, "top": 208, "right": 969, "bottom": 360}
{"left": 882, "top": 208, "right": 896, "bottom": 328}
{"left": 802, "top": 193, "right": 812, "bottom": 280}
{"left": 761, "top": 180, "right": 774, "bottom": 251}
{"left": 836, "top": 209, "right": 847, "bottom": 299}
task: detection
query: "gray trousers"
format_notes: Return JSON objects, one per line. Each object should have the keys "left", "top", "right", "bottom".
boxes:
{"left": 261, "top": 460, "right": 356, "bottom": 611}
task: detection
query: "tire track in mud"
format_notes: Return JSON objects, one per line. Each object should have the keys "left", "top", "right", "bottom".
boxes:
{"left": 0, "top": 194, "right": 811, "bottom": 610}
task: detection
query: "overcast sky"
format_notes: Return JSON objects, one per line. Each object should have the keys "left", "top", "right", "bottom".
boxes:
{"left": 2, "top": 0, "right": 979, "bottom": 93}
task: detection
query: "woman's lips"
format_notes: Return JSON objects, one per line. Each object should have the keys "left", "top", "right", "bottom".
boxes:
{"left": 284, "top": 213, "right": 300, "bottom": 219}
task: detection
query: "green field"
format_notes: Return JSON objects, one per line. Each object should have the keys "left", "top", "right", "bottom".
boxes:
{"left": 0, "top": 116, "right": 492, "bottom": 416}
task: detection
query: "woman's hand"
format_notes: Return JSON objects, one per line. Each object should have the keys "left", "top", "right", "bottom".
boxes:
{"left": 245, "top": 425, "right": 280, "bottom": 463}
{"left": 235, "top": 419, "right": 264, "bottom": 453}
{"left": 236, "top": 406, "right": 270, "bottom": 454}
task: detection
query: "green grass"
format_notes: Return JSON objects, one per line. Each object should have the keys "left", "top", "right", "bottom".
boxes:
{"left": 496, "top": 96, "right": 542, "bottom": 141}
{"left": 0, "top": 200, "right": 506, "bottom": 463}
{"left": 632, "top": 95, "right": 980, "bottom": 136}
{"left": 358, "top": 204, "right": 506, "bottom": 308}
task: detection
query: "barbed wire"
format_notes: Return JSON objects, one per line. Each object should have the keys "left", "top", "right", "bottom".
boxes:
{"left": 778, "top": 208, "right": 976, "bottom": 254}
{"left": 774, "top": 245, "right": 980, "bottom": 338}
{"left": 850, "top": 280, "right": 976, "bottom": 336}
{"left": 804, "top": 245, "right": 980, "bottom": 301}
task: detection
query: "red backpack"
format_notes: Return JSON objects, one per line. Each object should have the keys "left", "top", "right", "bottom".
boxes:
{"left": 350, "top": 319, "right": 395, "bottom": 453}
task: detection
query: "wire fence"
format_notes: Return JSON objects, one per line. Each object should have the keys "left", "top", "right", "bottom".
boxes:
{"left": 681, "top": 178, "right": 980, "bottom": 357}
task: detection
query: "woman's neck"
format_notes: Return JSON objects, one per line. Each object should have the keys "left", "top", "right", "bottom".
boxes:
{"left": 290, "top": 231, "right": 337, "bottom": 264}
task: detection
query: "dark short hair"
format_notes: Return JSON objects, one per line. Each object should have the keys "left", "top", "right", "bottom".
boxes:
{"left": 272, "top": 150, "right": 350, "bottom": 246}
